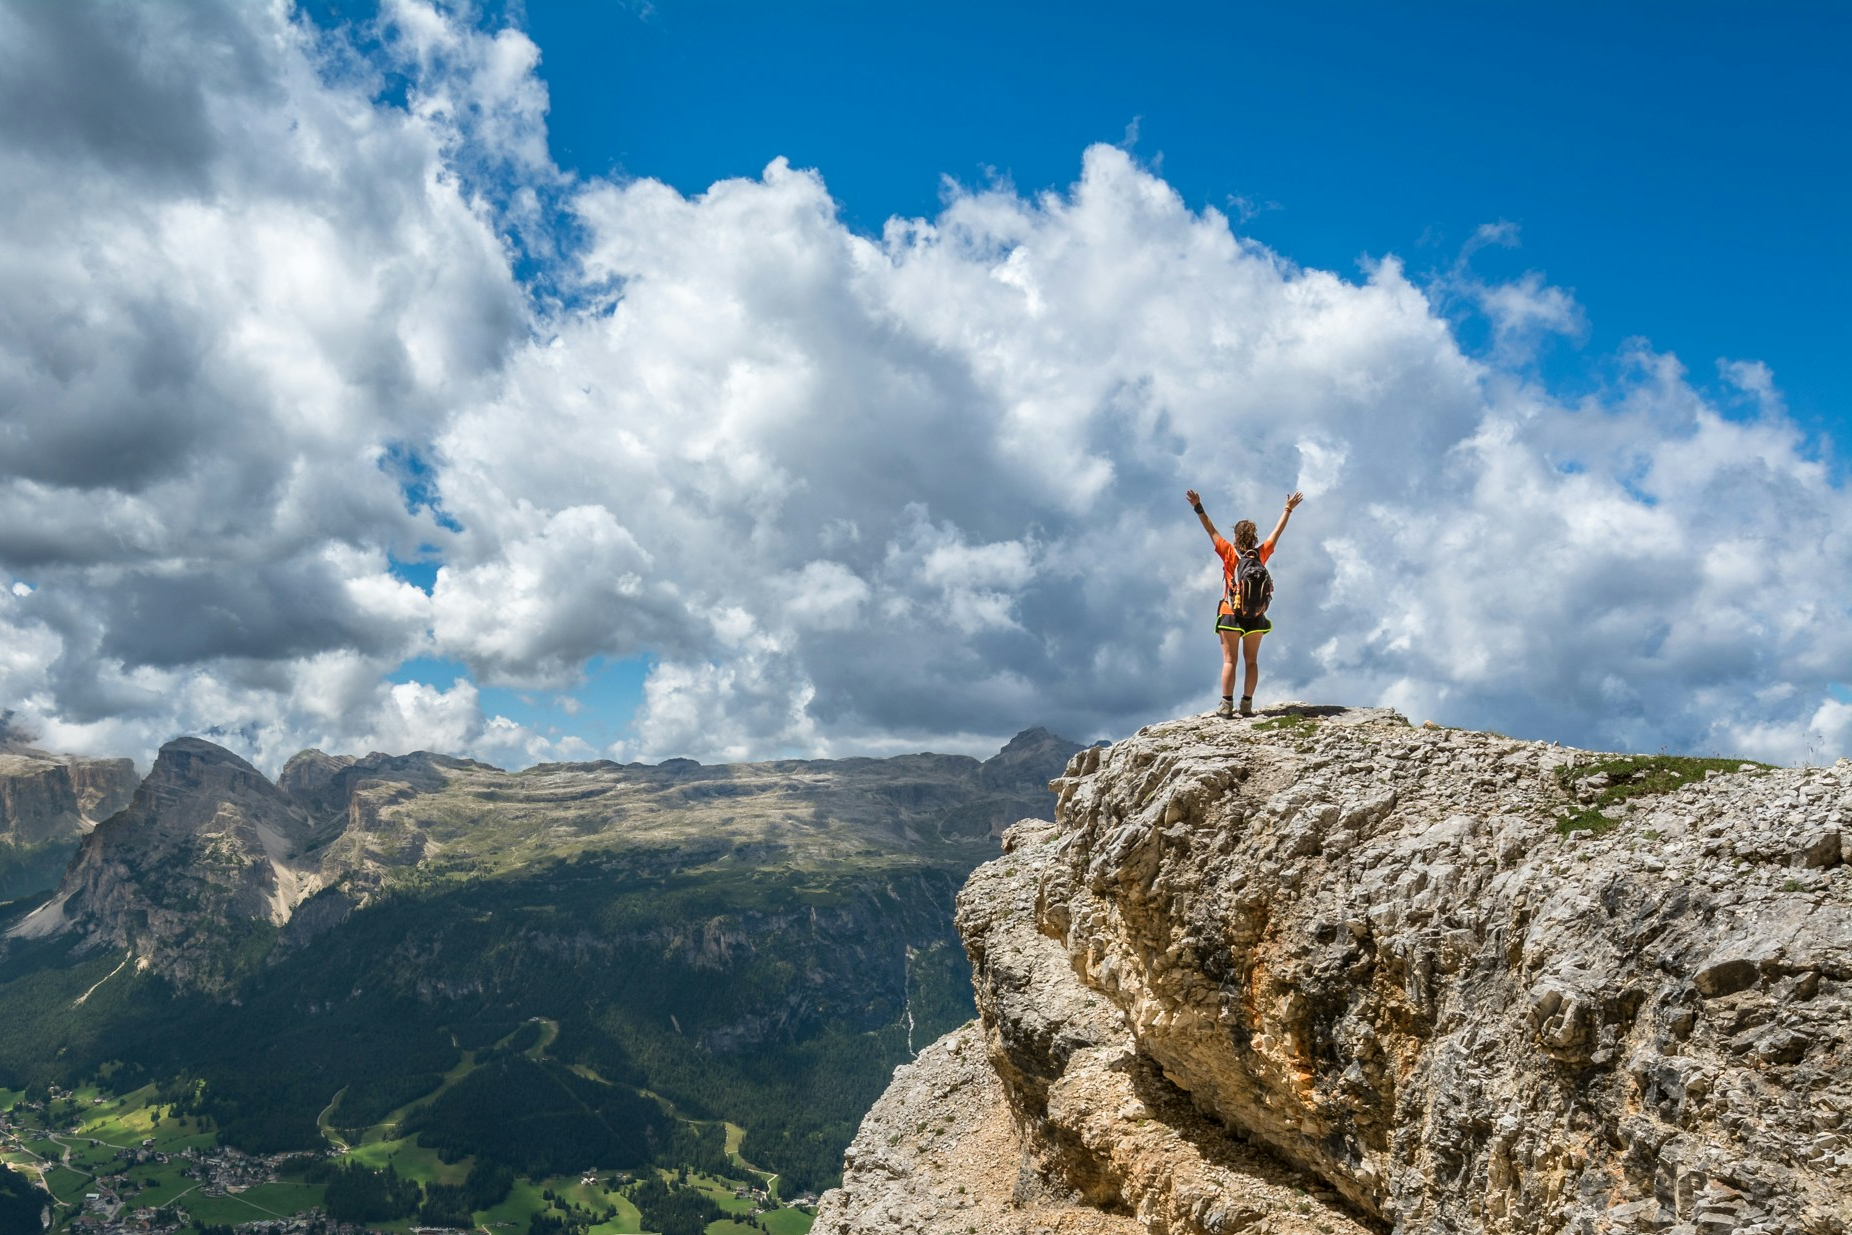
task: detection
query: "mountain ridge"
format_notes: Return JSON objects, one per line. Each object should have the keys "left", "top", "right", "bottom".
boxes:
{"left": 0, "top": 724, "right": 1087, "bottom": 1193}
{"left": 5, "top": 727, "right": 1086, "bottom": 994}
{"left": 11, "top": 738, "right": 321, "bottom": 984}
{"left": 814, "top": 705, "right": 1852, "bottom": 1235}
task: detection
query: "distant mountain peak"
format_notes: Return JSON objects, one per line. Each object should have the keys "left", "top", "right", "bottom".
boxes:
{"left": 0, "top": 742, "right": 140, "bottom": 900}
{"left": 979, "top": 727, "right": 1085, "bottom": 795}
{"left": 7, "top": 736, "right": 323, "bottom": 987}
{"left": 159, "top": 735, "right": 261, "bottom": 765}
{"left": 5, "top": 728, "right": 1093, "bottom": 993}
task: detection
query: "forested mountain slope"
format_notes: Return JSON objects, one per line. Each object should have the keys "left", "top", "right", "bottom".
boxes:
{"left": 0, "top": 726, "right": 1082, "bottom": 1194}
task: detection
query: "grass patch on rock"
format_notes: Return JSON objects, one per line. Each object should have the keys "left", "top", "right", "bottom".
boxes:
{"left": 1552, "top": 754, "right": 1771, "bottom": 837}
{"left": 1253, "top": 715, "right": 1317, "bottom": 736}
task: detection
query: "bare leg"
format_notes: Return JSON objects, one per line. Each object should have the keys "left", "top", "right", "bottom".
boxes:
{"left": 1240, "top": 631, "right": 1264, "bottom": 705}
{"left": 1219, "top": 629, "right": 1240, "bottom": 698}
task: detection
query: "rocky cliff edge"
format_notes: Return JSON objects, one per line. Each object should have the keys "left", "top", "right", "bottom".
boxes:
{"left": 0, "top": 748, "right": 138, "bottom": 848}
{"left": 814, "top": 706, "right": 1851, "bottom": 1235}
{"left": 0, "top": 744, "right": 139, "bottom": 900}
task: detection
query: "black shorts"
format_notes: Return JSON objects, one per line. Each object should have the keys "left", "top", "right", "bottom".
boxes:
{"left": 1216, "top": 609, "right": 1272, "bottom": 636}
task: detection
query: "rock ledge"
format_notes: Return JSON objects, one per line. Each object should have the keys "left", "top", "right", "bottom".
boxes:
{"left": 816, "top": 705, "right": 1852, "bottom": 1235}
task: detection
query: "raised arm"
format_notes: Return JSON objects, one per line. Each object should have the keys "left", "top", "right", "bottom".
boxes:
{"left": 1260, "top": 491, "right": 1304, "bottom": 555}
{"left": 1184, "top": 489, "right": 1221, "bottom": 541}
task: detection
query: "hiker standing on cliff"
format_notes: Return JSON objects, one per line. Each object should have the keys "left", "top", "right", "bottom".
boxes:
{"left": 1185, "top": 488, "right": 1304, "bottom": 718}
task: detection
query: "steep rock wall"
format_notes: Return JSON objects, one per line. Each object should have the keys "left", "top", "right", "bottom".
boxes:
{"left": 0, "top": 750, "right": 139, "bottom": 900}
{"left": 9, "top": 738, "right": 322, "bottom": 990}
{"left": 0, "top": 752, "right": 137, "bottom": 847}
{"left": 818, "top": 707, "right": 1852, "bottom": 1235}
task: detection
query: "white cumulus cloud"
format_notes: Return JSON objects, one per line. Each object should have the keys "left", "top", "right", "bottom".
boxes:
{"left": 1, "top": 0, "right": 1846, "bottom": 773}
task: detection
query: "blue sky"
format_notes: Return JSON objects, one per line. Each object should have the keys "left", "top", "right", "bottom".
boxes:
{"left": 4, "top": 0, "right": 1848, "bottom": 770}
{"left": 383, "top": 0, "right": 1849, "bottom": 747}
{"left": 514, "top": 0, "right": 1848, "bottom": 440}
{"left": 388, "top": 655, "right": 654, "bottom": 751}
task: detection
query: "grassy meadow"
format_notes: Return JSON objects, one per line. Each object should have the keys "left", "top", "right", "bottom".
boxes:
{"left": 2, "top": 1019, "right": 815, "bottom": 1235}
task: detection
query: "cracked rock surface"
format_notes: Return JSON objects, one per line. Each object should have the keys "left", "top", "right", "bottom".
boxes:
{"left": 816, "top": 706, "right": 1852, "bottom": 1235}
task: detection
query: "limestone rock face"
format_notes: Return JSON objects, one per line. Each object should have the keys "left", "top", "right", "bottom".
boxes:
{"left": 818, "top": 707, "right": 1852, "bottom": 1235}
{"left": 0, "top": 746, "right": 140, "bottom": 899}
{"left": 273, "top": 748, "right": 360, "bottom": 821}
{"left": 810, "top": 1021, "right": 1148, "bottom": 1235}
{"left": 10, "top": 738, "right": 322, "bottom": 990}
{"left": 0, "top": 750, "right": 138, "bottom": 847}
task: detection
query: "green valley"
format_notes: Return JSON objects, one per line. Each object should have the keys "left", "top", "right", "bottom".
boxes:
{"left": 0, "top": 1069, "right": 818, "bottom": 1235}
{"left": 0, "top": 728, "right": 1085, "bottom": 1235}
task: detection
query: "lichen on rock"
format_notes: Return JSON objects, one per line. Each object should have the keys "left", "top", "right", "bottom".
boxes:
{"left": 816, "top": 706, "right": 1852, "bottom": 1235}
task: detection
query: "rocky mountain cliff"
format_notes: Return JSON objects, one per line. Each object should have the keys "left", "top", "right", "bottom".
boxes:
{"left": 11, "top": 738, "right": 323, "bottom": 986}
{"left": 5, "top": 728, "right": 1083, "bottom": 994}
{"left": 815, "top": 707, "right": 1851, "bottom": 1235}
{"left": 0, "top": 750, "right": 138, "bottom": 848}
{"left": 0, "top": 740, "right": 138, "bottom": 900}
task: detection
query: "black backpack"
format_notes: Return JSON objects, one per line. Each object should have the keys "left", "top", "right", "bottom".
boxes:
{"left": 1230, "top": 549, "right": 1273, "bottom": 617}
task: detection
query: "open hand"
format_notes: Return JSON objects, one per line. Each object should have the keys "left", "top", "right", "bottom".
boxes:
{"left": 1185, "top": 489, "right": 1201, "bottom": 507}
{"left": 1284, "top": 491, "right": 1304, "bottom": 512}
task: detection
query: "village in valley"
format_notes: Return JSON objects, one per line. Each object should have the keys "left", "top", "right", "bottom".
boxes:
{"left": 1, "top": 1081, "right": 816, "bottom": 1235}
{"left": 2, "top": 1084, "right": 349, "bottom": 1235}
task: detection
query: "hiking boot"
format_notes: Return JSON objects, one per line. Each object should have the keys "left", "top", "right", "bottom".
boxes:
{"left": 1215, "top": 698, "right": 1234, "bottom": 719}
{"left": 1238, "top": 696, "right": 1254, "bottom": 717}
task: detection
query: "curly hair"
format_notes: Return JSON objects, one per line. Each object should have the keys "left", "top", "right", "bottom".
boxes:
{"left": 1232, "top": 519, "right": 1259, "bottom": 552}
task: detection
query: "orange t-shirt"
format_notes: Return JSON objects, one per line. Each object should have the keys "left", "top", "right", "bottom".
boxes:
{"left": 1212, "top": 536, "right": 1272, "bottom": 616}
